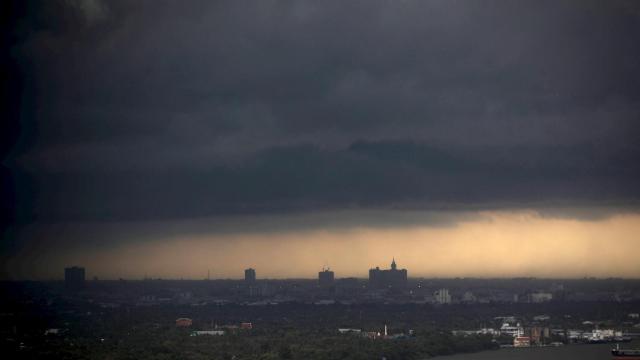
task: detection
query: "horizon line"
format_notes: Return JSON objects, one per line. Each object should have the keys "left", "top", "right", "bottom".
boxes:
{"left": 4, "top": 276, "right": 640, "bottom": 282}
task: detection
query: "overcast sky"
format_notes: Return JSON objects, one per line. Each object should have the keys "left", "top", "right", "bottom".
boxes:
{"left": 2, "top": 0, "right": 640, "bottom": 279}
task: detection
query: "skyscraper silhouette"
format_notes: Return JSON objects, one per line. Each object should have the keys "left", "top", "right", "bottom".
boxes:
{"left": 65, "top": 266, "right": 85, "bottom": 290}
{"left": 369, "top": 258, "right": 407, "bottom": 289}
{"left": 245, "top": 268, "right": 256, "bottom": 283}
{"left": 318, "top": 267, "right": 335, "bottom": 288}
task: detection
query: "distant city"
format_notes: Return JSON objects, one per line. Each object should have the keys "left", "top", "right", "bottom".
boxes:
{"left": 63, "top": 260, "right": 640, "bottom": 305}
{"left": 0, "top": 261, "right": 633, "bottom": 358}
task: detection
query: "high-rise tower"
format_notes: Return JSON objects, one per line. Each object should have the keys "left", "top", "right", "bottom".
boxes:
{"left": 318, "top": 267, "right": 335, "bottom": 288}
{"left": 244, "top": 268, "right": 256, "bottom": 283}
{"left": 65, "top": 266, "right": 85, "bottom": 290}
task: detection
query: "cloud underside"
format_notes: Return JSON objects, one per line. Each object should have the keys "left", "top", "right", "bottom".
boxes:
{"left": 12, "top": 141, "right": 640, "bottom": 223}
{"left": 4, "top": 0, "right": 640, "bottom": 225}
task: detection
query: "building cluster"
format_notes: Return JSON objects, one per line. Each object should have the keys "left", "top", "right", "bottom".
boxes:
{"left": 510, "top": 326, "right": 632, "bottom": 347}
{"left": 61, "top": 265, "right": 640, "bottom": 309}
{"left": 454, "top": 313, "right": 635, "bottom": 348}
{"left": 243, "top": 258, "right": 408, "bottom": 290}
{"left": 338, "top": 324, "right": 415, "bottom": 340}
{"left": 177, "top": 319, "right": 254, "bottom": 337}
{"left": 568, "top": 328, "right": 631, "bottom": 343}
{"left": 455, "top": 322, "right": 556, "bottom": 347}
{"left": 59, "top": 262, "right": 569, "bottom": 307}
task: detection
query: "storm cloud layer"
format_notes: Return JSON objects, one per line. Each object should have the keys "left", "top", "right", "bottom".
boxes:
{"left": 4, "top": 0, "right": 640, "bottom": 230}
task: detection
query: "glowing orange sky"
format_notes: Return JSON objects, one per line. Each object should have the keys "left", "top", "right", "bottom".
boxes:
{"left": 5, "top": 210, "right": 640, "bottom": 280}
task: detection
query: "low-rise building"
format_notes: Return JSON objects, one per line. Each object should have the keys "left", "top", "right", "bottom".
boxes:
{"left": 191, "top": 330, "right": 224, "bottom": 336}
{"left": 44, "top": 328, "right": 61, "bottom": 335}
{"left": 461, "top": 291, "right": 476, "bottom": 303}
{"left": 529, "top": 292, "right": 553, "bottom": 303}
{"left": 500, "top": 322, "right": 524, "bottom": 337}
{"left": 533, "top": 314, "right": 550, "bottom": 321}
{"left": 176, "top": 318, "right": 193, "bottom": 327}
{"left": 476, "top": 328, "right": 499, "bottom": 336}
{"left": 514, "top": 336, "right": 531, "bottom": 347}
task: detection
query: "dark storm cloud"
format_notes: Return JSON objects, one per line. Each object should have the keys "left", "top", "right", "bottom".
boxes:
{"left": 4, "top": 0, "right": 640, "bottom": 227}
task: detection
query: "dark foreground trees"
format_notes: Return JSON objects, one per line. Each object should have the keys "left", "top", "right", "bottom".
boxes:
{"left": 6, "top": 326, "right": 497, "bottom": 360}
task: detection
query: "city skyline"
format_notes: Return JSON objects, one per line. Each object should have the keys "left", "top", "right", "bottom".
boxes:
{"left": 3, "top": 2, "right": 640, "bottom": 359}
{"left": 3, "top": 1, "right": 640, "bottom": 281}
{"left": 4, "top": 209, "right": 640, "bottom": 280}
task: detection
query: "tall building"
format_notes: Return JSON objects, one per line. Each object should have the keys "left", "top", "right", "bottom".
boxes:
{"left": 318, "top": 267, "right": 335, "bottom": 288}
{"left": 433, "top": 288, "right": 451, "bottom": 304}
{"left": 244, "top": 268, "right": 256, "bottom": 283}
{"left": 368, "top": 258, "right": 407, "bottom": 289}
{"left": 64, "top": 266, "right": 85, "bottom": 290}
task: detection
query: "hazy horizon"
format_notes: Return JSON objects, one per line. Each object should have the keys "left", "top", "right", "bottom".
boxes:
{"left": 3, "top": 1, "right": 640, "bottom": 282}
{"left": 4, "top": 209, "right": 640, "bottom": 280}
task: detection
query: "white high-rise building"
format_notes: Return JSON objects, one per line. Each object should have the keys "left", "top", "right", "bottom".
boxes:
{"left": 433, "top": 288, "right": 451, "bottom": 304}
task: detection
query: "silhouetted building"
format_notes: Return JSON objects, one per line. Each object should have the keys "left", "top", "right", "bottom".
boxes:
{"left": 64, "top": 266, "right": 85, "bottom": 290}
{"left": 318, "top": 267, "right": 335, "bottom": 288}
{"left": 245, "top": 268, "right": 256, "bottom": 283}
{"left": 369, "top": 259, "right": 407, "bottom": 289}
